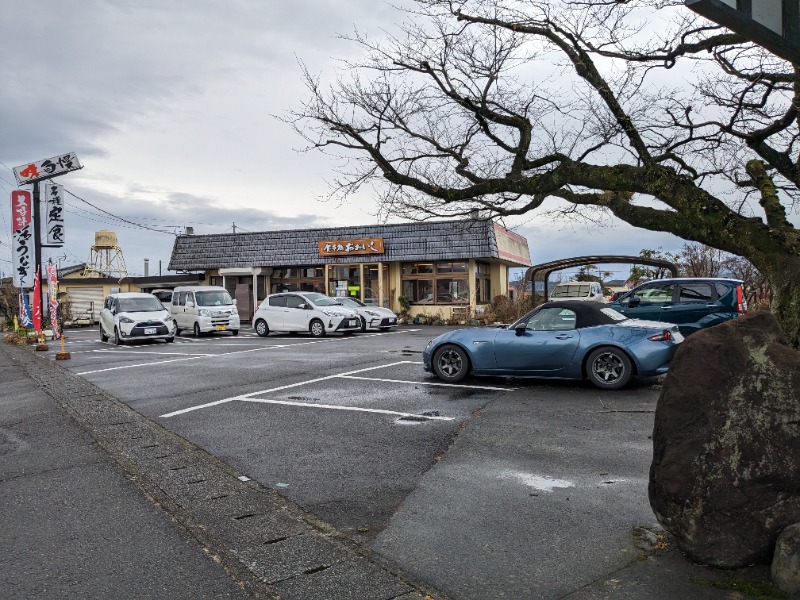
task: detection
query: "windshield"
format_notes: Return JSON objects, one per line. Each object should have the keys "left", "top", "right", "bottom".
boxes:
{"left": 600, "top": 307, "right": 628, "bottom": 321}
{"left": 195, "top": 290, "right": 233, "bottom": 306}
{"left": 337, "top": 297, "right": 366, "bottom": 308}
{"left": 118, "top": 297, "right": 164, "bottom": 312}
{"left": 302, "top": 292, "right": 341, "bottom": 307}
{"left": 550, "top": 283, "right": 592, "bottom": 298}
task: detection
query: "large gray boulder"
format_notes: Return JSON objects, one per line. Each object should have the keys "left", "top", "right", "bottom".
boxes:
{"left": 649, "top": 311, "right": 800, "bottom": 567}
{"left": 772, "top": 523, "right": 800, "bottom": 593}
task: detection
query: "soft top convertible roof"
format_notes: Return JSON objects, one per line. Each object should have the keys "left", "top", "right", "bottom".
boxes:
{"left": 537, "top": 300, "right": 623, "bottom": 329}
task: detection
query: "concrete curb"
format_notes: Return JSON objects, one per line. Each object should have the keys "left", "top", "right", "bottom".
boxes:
{"left": 4, "top": 343, "right": 450, "bottom": 600}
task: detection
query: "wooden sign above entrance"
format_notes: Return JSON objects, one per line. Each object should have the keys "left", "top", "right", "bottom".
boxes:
{"left": 318, "top": 238, "right": 385, "bottom": 257}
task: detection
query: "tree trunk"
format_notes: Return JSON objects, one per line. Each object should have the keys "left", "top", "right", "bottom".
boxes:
{"left": 760, "top": 256, "right": 800, "bottom": 349}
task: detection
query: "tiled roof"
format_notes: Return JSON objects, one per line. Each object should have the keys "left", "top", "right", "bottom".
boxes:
{"left": 168, "top": 220, "right": 515, "bottom": 270}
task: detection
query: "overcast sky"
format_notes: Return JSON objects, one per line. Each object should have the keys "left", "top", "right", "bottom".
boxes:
{"left": 1, "top": 0, "right": 690, "bottom": 282}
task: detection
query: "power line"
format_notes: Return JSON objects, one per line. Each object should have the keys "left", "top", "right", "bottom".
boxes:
{"left": 64, "top": 189, "right": 177, "bottom": 235}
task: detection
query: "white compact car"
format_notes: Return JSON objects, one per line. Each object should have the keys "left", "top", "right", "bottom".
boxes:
{"left": 335, "top": 297, "right": 398, "bottom": 331}
{"left": 100, "top": 292, "right": 177, "bottom": 345}
{"left": 253, "top": 291, "right": 360, "bottom": 337}
{"left": 548, "top": 281, "right": 606, "bottom": 302}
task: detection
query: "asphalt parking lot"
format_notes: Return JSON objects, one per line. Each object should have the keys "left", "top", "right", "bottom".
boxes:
{"left": 40, "top": 324, "right": 676, "bottom": 599}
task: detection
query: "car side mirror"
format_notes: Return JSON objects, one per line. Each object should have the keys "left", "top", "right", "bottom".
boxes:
{"left": 515, "top": 325, "right": 527, "bottom": 336}
{"left": 298, "top": 303, "right": 307, "bottom": 310}
{"left": 628, "top": 297, "right": 640, "bottom": 307}
{"left": 233, "top": 298, "right": 237, "bottom": 306}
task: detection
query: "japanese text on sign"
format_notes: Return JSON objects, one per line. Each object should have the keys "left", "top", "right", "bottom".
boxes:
{"left": 318, "top": 238, "right": 385, "bottom": 257}
{"left": 13, "top": 152, "right": 83, "bottom": 185}
{"left": 11, "top": 190, "right": 35, "bottom": 288}
{"left": 45, "top": 183, "right": 65, "bottom": 246}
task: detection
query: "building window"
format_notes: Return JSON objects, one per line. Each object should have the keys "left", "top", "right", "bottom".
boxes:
{"left": 401, "top": 261, "right": 470, "bottom": 304}
{"left": 475, "top": 261, "right": 492, "bottom": 304}
{"left": 402, "top": 279, "right": 434, "bottom": 304}
{"left": 402, "top": 262, "right": 434, "bottom": 275}
{"left": 271, "top": 266, "right": 324, "bottom": 294}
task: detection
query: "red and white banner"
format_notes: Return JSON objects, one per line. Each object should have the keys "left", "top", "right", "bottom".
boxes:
{"left": 11, "top": 190, "right": 36, "bottom": 288}
{"left": 32, "top": 266, "right": 42, "bottom": 334}
{"left": 47, "top": 262, "right": 60, "bottom": 339}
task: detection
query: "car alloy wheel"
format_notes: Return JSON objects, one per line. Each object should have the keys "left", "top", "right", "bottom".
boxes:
{"left": 194, "top": 322, "right": 202, "bottom": 337}
{"left": 255, "top": 319, "right": 269, "bottom": 337}
{"left": 587, "top": 346, "right": 632, "bottom": 390}
{"left": 433, "top": 344, "right": 469, "bottom": 383}
{"left": 114, "top": 327, "right": 122, "bottom": 346}
{"left": 309, "top": 319, "right": 326, "bottom": 338}
{"left": 100, "top": 325, "right": 108, "bottom": 342}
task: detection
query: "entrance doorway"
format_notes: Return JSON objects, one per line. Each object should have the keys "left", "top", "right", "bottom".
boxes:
{"left": 327, "top": 263, "right": 389, "bottom": 306}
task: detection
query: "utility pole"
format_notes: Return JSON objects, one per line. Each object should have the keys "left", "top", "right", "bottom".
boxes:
{"left": 232, "top": 222, "right": 237, "bottom": 234}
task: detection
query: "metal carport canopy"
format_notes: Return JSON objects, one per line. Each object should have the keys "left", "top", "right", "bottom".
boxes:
{"left": 525, "top": 255, "right": 679, "bottom": 302}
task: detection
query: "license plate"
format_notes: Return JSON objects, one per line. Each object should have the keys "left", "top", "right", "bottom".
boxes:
{"left": 144, "top": 327, "right": 157, "bottom": 335}
{"left": 349, "top": 319, "right": 358, "bottom": 327}
{"left": 216, "top": 325, "right": 226, "bottom": 331}
{"left": 389, "top": 318, "right": 396, "bottom": 323}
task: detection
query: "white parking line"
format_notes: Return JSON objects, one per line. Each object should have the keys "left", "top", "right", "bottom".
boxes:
{"left": 92, "top": 349, "right": 213, "bottom": 357}
{"left": 338, "top": 375, "right": 515, "bottom": 392}
{"left": 76, "top": 344, "right": 289, "bottom": 375}
{"left": 159, "top": 361, "right": 513, "bottom": 419}
{"left": 74, "top": 336, "right": 362, "bottom": 375}
{"left": 160, "top": 362, "right": 411, "bottom": 417}
{"left": 238, "top": 398, "right": 455, "bottom": 421}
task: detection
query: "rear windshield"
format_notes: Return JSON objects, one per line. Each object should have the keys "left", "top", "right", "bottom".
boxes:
{"left": 550, "top": 283, "right": 592, "bottom": 298}
{"left": 195, "top": 290, "right": 233, "bottom": 306}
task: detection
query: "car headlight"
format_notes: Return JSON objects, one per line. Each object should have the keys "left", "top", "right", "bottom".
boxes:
{"left": 199, "top": 309, "right": 211, "bottom": 317}
{"left": 365, "top": 310, "right": 379, "bottom": 317}
{"left": 231, "top": 307, "right": 238, "bottom": 315}
{"left": 119, "top": 316, "right": 134, "bottom": 324}
{"left": 321, "top": 309, "right": 339, "bottom": 317}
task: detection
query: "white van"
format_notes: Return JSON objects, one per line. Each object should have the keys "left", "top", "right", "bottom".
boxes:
{"left": 548, "top": 281, "right": 606, "bottom": 302}
{"left": 170, "top": 286, "right": 240, "bottom": 336}
{"left": 150, "top": 288, "right": 174, "bottom": 311}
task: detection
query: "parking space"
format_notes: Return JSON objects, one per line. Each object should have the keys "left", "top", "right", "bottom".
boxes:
{"left": 40, "top": 325, "right": 517, "bottom": 540}
{"left": 36, "top": 323, "right": 668, "bottom": 599}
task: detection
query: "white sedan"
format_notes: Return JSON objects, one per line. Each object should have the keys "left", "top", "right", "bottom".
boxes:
{"left": 336, "top": 297, "right": 398, "bottom": 331}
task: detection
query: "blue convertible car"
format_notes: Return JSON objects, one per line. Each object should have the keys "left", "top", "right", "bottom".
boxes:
{"left": 423, "top": 301, "right": 684, "bottom": 389}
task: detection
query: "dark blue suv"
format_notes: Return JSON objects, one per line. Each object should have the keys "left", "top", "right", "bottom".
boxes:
{"left": 607, "top": 277, "right": 747, "bottom": 336}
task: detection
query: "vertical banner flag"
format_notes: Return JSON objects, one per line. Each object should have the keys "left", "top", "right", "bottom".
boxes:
{"left": 32, "top": 266, "right": 42, "bottom": 334}
{"left": 19, "top": 292, "right": 33, "bottom": 328}
{"left": 47, "top": 262, "right": 61, "bottom": 339}
{"left": 11, "top": 190, "right": 35, "bottom": 288}
{"left": 45, "top": 183, "right": 65, "bottom": 246}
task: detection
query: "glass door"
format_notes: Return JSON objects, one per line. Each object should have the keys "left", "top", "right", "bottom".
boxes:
{"left": 363, "top": 263, "right": 389, "bottom": 306}
{"left": 327, "top": 265, "right": 360, "bottom": 299}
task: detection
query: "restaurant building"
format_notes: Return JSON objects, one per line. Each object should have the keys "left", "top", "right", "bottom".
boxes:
{"left": 168, "top": 219, "right": 531, "bottom": 321}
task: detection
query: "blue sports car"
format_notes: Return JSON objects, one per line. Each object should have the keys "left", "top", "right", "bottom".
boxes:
{"left": 423, "top": 301, "right": 684, "bottom": 390}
